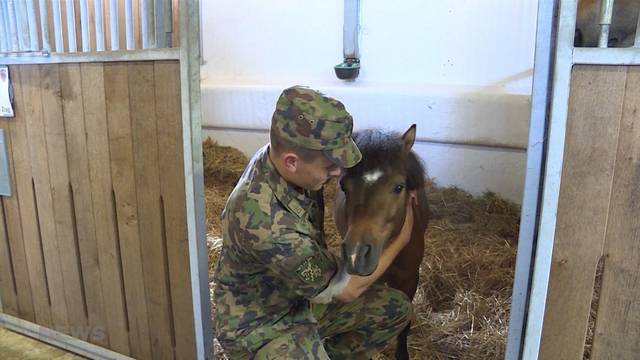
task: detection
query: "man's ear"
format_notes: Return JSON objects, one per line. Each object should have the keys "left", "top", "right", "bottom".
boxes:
{"left": 282, "top": 152, "right": 299, "bottom": 172}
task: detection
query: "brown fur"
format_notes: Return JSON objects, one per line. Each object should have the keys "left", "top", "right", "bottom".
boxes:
{"left": 333, "top": 125, "right": 429, "bottom": 360}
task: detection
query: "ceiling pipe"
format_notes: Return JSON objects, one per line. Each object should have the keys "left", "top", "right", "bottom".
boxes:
{"left": 335, "top": 0, "right": 360, "bottom": 80}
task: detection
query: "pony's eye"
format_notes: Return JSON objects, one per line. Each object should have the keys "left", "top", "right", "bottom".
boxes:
{"left": 393, "top": 184, "right": 405, "bottom": 194}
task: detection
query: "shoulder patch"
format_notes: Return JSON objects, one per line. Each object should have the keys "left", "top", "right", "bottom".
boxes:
{"left": 296, "top": 256, "right": 324, "bottom": 283}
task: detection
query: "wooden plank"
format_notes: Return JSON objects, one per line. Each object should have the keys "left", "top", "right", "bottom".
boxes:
{"left": 154, "top": 60, "right": 195, "bottom": 358}
{"left": 59, "top": 63, "right": 108, "bottom": 347}
{"left": 60, "top": 0, "right": 69, "bottom": 52}
{"left": 129, "top": 61, "right": 174, "bottom": 360}
{"left": 80, "top": 62, "right": 130, "bottom": 354}
{"left": 539, "top": 65, "right": 627, "bottom": 359}
{"left": 74, "top": 0, "right": 82, "bottom": 51}
{"left": 34, "top": 1, "right": 43, "bottom": 50}
{"left": 171, "top": 0, "right": 178, "bottom": 47}
{"left": 46, "top": 0, "right": 57, "bottom": 51}
{"left": 20, "top": 65, "right": 70, "bottom": 331}
{"left": 0, "top": 193, "right": 18, "bottom": 316}
{"left": 39, "top": 64, "right": 88, "bottom": 336}
{"left": 88, "top": 0, "right": 96, "bottom": 51}
{"left": 7, "top": 66, "right": 53, "bottom": 328}
{"left": 590, "top": 66, "right": 640, "bottom": 359}
{"left": 103, "top": 0, "right": 110, "bottom": 50}
{"left": 133, "top": 0, "right": 140, "bottom": 49}
{"left": 0, "top": 117, "right": 35, "bottom": 322}
{"left": 103, "top": 62, "right": 152, "bottom": 359}
{"left": 118, "top": 0, "right": 126, "bottom": 49}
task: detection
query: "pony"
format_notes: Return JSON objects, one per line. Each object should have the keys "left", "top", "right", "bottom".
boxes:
{"left": 333, "top": 124, "right": 429, "bottom": 360}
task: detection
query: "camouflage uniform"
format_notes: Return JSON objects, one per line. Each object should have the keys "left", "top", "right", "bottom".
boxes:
{"left": 212, "top": 86, "right": 412, "bottom": 359}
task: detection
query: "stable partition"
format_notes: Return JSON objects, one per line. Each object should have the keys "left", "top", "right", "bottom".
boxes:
{"left": 0, "top": 61, "right": 196, "bottom": 359}
{"left": 538, "top": 64, "right": 640, "bottom": 359}
{"left": 0, "top": 0, "right": 210, "bottom": 358}
{"left": 511, "top": 0, "right": 640, "bottom": 359}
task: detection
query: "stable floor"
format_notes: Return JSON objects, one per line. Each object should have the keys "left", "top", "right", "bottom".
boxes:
{"left": 0, "top": 327, "right": 84, "bottom": 359}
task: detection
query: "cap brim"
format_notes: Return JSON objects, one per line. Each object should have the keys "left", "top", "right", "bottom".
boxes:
{"left": 323, "top": 138, "right": 362, "bottom": 168}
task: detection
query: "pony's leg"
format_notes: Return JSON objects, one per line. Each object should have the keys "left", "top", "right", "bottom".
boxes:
{"left": 395, "top": 324, "right": 411, "bottom": 360}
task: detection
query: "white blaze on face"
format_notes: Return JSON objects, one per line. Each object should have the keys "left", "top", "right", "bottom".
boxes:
{"left": 350, "top": 252, "right": 358, "bottom": 268}
{"left": 362, "top": 169, "right": 383, "bottom": 185}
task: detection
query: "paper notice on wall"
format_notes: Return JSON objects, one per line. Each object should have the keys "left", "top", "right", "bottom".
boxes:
{"left": 0, "top": 66, "right": 14, "bottom": 118}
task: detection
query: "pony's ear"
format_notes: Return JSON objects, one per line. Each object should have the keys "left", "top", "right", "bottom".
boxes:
{"left": 401, "top": 124, "right": 417, "bottom": 153}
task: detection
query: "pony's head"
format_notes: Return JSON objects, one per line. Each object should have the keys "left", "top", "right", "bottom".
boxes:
{"left": 339, "top": 125, "right": 425, "bottom": 276}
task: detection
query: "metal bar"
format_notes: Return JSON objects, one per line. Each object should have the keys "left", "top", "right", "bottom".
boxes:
{"left": 109, "top": 0, "right": 119, "bottom": 50}
{"left": 79, "top": 0, "right": 90, "bottom": 51}
{"left": 0, "top": 2, "right": 8, "bottom": 52}
{"left": 0, "top": 50, "right": 50, "bottom": 56}
{"left": 522, "top": 0, "right": 578, "bottom": 358}
{"left": 574, "top": 47, "right": 640, "bottom": 64}
{"left": 343, "top": 0, "right": 360, "bottom": 59}
{"left": 125, "top": 0, "right": 134, "bottom": 49}
{"left": 505, "top": 1, "right": 558, "bottom": 359}
{"left": 26, "top": 0, "right": 39, "bottom": 50}
{"left": 598, "top": 0, "right": 614, "bottom": 48}
{"left": 15, "top": 0, "right": 30, "bottom": 50}
{"left": 52, "top": 0, "right": 64, "bottom": 52}
{"left": 202, "top": 125, "right": 527, "bottom": 152}
{"left": 94, "top": 0, "right": 105, "bottom": 50}
{"left": 6, "top": 1, "right": 19, "bottom": 51}
{"left": 154, "top": 0, "right": 163, "bottom": 47}
{"left": 38, "top": 0, "right": 52, "bottom": 51}
{"left": 147, "top": 0, "right": 155, "bottom": 48}
{"left": 154, "top": 0, "right": 171, "bottom": 47}
{"left": 180, "top": 0, "right": 212, "bottom": 358}
{"left": 0, "top": 47, "right": 179, "bottom": 64}
{"left": 65, "top": 0, "right": 77, "bottom": 52}
{"left": 141, "top": 0, "right": 155, "bottom": 48}
{"left": 635, "top": 8, "right": 640, "bottom": 47}
{"left": 141, "top": 0, "right": 148, "bottom": 48}
{"left": 0, "top": 313, "right": 134, "bottom": 360}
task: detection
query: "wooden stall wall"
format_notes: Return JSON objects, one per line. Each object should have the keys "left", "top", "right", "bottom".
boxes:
{"left": 0, "top": 61, "right": 195, "bottom": 359}
{"left": 539, "top": 65, "right": 640, "bottom": 359}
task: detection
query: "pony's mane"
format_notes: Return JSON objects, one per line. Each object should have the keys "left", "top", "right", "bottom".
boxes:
{"left": 349, "top": 128, "right": 426, "bottom": 190}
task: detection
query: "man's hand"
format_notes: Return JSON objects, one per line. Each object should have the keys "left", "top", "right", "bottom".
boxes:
{"left": 395, "top": 190, "right": 416, "bottom": 248}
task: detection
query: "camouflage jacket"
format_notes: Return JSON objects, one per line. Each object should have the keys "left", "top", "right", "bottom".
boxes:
{"left": 212, "top": 145, "right": 339, "bottom": 352}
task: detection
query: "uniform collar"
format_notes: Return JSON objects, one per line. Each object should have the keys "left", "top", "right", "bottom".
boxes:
{"left": 259, "top": 145, "right": 314, "bottom": 220}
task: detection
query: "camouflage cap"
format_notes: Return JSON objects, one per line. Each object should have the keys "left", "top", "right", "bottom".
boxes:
{"left": 271, "top": 85, "right": 362, "bottom": 168}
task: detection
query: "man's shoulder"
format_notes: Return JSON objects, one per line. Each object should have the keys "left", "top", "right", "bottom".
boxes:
{"left": 226, "top": 186, "right": 308, "bottom": 240}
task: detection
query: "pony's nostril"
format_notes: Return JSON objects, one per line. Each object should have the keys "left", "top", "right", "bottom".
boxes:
{"left": 357, "top": 243, "right": 372, "bottom": 264}
{"left": 363, "top": 244, "right": 372, "bottom": 257}
{"left": 341, "top": 243, "right": 348, "bottom": 261}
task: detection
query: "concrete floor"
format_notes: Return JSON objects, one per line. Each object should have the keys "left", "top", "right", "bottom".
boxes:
{"left": 0, "top": 327, "right": 85, "bottom": 360}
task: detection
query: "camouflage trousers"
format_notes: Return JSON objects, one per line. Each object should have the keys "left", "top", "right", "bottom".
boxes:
{"left": 224, "top": 284, "right": 411, "bottom": 359}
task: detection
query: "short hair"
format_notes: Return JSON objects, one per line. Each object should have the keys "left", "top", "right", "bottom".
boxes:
{"left": 270, "top": 127, "right": 324, "bottom": 163}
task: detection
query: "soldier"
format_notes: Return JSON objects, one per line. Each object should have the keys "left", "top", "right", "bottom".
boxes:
{"left": 212, "top": 85, "right": 415, "bottom": 359}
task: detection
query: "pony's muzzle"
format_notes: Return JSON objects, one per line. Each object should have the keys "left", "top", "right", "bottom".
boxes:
{"left": 341, "top": 241, "right": 377, "bottom": 276}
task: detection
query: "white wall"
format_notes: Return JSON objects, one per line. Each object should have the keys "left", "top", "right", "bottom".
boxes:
{"left": 200, "top": 0, "right": 538, "bottom": 203}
